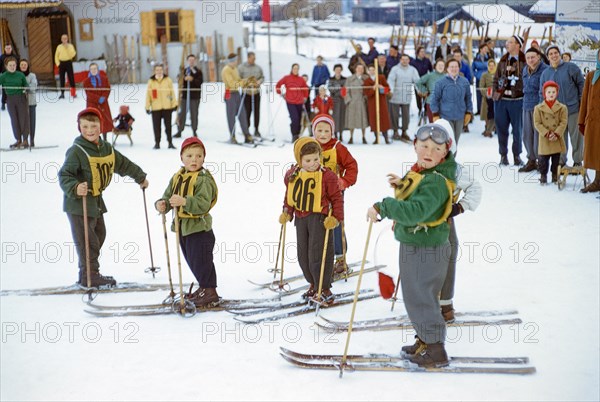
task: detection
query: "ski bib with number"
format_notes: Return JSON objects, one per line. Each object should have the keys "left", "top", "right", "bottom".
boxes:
{"left": 171, "top": 168, "right": 218, "bottom": 219}
{"left": 75, "top": 144, "right": 114, "bottom": 197}
{"left": 287, "top": 170, "right": 323, "bottom": 213}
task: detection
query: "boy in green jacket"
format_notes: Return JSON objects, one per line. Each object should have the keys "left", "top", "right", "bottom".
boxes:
{"left": 155, "top": 137, "right": 220, "bottom": 307}
{"left": 59, "top": 108, "right": 148, "bottom": 287}
{"left": 367, "top": 123, "right": 456, "bottom": 368}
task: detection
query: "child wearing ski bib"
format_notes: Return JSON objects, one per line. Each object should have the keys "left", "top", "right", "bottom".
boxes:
{"left": 312, "top": 114, "right": 358, "bottom": 276}
{"left": 59, "top": 107, "right": 148, "bottom": 287}
{"left": 280, "top": 137, "right": 344, "bottom": 304}
{"left": 155, "top": 137, "right": 220, "bottom": 307}
{"left": 367, "top": 123, "right": 456, "bottom": 368}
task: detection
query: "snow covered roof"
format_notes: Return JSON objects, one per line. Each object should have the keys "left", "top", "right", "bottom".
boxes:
{"left": 460, "top": 4, "right": 534, "bottom": 24}
{"left": 529, "top": 0, "right": 556, "bottom": 15}
{"left": 0, "top": 0, "right": 62, "bottom": 8}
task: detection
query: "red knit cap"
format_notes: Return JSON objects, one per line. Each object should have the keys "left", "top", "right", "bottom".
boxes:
{"left": 180, "top": 137, "right": 206, "bottom": 155}
{"left": 311, "top": 113, "right": 335, "bottom": 135}
{"left": 542, "top": 80, "right": 559, "bottom": 98}
{"left": 77, "top": 107, "right": 103, "bottom": 133}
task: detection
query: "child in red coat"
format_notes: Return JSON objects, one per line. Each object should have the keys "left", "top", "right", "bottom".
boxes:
{"left": 279, "top": 136, "right": 344, "bottom": 304}
{"left": 312, "top": 114, "right": 358, "bottom": 274}
{"left": 312, "top": 85, "right": 334, "bottom": 115}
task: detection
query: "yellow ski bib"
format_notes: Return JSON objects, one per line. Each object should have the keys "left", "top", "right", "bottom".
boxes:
{"left": 76, "top": 144, "right": 115, "bottom": 197}
{"left": 322, "top": 144, "right": 338, "bottom": 174}
{"left": 287, "top": 170, "right": 323, "bottom": 213}
{"left": 171, "top": 168, "right": 218, "bottom": 219}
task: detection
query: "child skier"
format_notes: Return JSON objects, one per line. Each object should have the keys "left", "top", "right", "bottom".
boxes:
{"left": 312, "top": 114, "right": 358, "bottom": 275}
{"left": 312, "top": 85, "right": 333, "bottom": 115}
{"left": 279, "top": 137, "right": 344, "bottom": 304}
{"left": 367, "top": 123, "right": 456, "bottom": 368}
{"left": 113, "top": 105, "right": 135, "bottom": 131}
{"left": 58, "top": 107, "right": 148, "bottom": 287}
{"left": 155, "top": 137, "right": 220, "bottom": 307}
{"left": 534, "top": 81, "right": 567, "bottom": 185}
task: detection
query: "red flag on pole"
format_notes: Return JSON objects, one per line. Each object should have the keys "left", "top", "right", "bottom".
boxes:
{"left": 262, "top": 0, "right": 271, "bottom": 23}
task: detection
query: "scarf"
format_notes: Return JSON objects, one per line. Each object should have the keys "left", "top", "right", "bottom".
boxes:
{"left": 88, "top": 72, "right": 101, "bottom": 88}
{"left": 593, "top": 50, "right": 600, "bottom": 85}
{"left": 545, "top": 100, "right": 556, "bottom": 109}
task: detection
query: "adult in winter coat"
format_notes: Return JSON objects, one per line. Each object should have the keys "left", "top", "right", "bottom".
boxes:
{"left": 578, "top": 49, "right": 600, "bottom": 193}
{"left": 310, "top": 56, "right": 330, "bottom": 99}
{"left": 364, "top": 64, "right": 391, "bottom": 144}
{"left": 176, "top": 54, "right": 203, "bottom": 138}
{"left": 493, "top": 35, "right": 526, "bottom": 166}
{"left": 19, "top": 59, "right": 37, "bottom": 147}
{"left": 434, "top": 36, "right": 451, "bottom": 62}
{"left": 83, "top": 63, "right": 112, "bottom": 142}
{"left": 222, "top": 53, "right": 252, "bottom": 144}
{"left": 416, "top": 59, "right": 446, "bottom": 123}
{"left": 471, "top": 44, "right": 489, "bottom": 115}
{"left": 344, "top": 64, "right": 369, "bottom": 144}
{"left": 539, "top": 45, "right": 585, "bottom": 167}
{"left": 145, "top": 64, "right": 178, "bottom": 149}
{"left": 479, "top": 59, "right": 496, "bottom": 137}
{"left": 364, "top": 38, "right": 379, "bottom": 66}
{"left": 0, "top": 57, "right": 29, "bottom": 148}
{"left": 388, "top": 54, "right": 420, "bottom": 141}
{"left": 519, "top": 47, "right": 548, "bottom": 173}
{"left": 54, "top": 34, "right": 77, "bottom": 99}
{"left": 276, "top": 63, "right": 309, "bottom": 142}
{"left": 410, "top": 46, "right": 433, "bottom": 119}
{"left": 386, "top": 45, "right": 401, "bottom": 72}
{"left": 327, "top": 64, "right": 346, "bottom": 140}
{"left": 238, "top": 52, "right": 263, "bottom": 137}
{"left": 430, "top": 59, "right": 473, "bottom": 144}
{"left": 348, "top": 44, "right": 367, "bottom": 74}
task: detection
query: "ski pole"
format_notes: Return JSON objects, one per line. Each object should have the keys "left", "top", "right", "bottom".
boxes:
{"left": 160, "top": 212, "right": 176, "bottom": 304}
{"left": 82, "top": 192, "right": 93, "bottom": 296}
{"left": 186, "top": 71, "right": 191, "bottom": 129}
{"left": 340, "top": 220, "right": 373, "bottom": 378}
{"left": 390, "top": 272, "right": 401, "bottom": 312}
{"left": 268, "top": 224, "right": 284, "bottom": 278}
{"left": 314, "top": 212, "right": 333, "bottom": 315}
{"left": 173, "top": 206, "right": 196, "bottom": 317}
{"left": 341, "top": 220, "right": 349, "bottom": 281}
{"left": 230, "top": 91, "right": 247, "bottom": 139}
{"left": 142, "top": 188, "right": 160, "bottom": 277}
{"left": 277, "top": 222, "right": 288, "bottom": 290}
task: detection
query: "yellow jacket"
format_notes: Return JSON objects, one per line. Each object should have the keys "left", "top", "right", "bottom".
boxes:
{"left": 534, "top": 101, "right": 567, "bottom": 156}
{"left": 54, "top": 44, "right": 76, "bottom": 66}
{"left": 145, "top": 75, "right": 178, "bottom": 111}
{"left": 221, "top": 65, "right": 246, "bottom": 91}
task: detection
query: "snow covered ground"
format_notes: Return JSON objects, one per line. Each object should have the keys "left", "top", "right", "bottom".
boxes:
{"left": 1, "top": 49, "right": 599, "bottom": 401}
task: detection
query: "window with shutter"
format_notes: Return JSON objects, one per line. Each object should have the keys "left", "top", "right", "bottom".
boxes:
{"left": 140, "top": 9, "right": 195, "bottom": 44}
{"left": 154, "top": 10, "right": 181, "bottom": 42}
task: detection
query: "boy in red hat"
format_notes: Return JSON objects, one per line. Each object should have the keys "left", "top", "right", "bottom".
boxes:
{"left": 534, "top": 81, "right": 568, "bottom": 184}
{"left": 312, "top": 114, "right": 358, "bottom": 275}
{"left": 58, "top": 108, "right": 148, "bottom": 287}
{"left": 155, "top": 137, "right": 220, "bottom": 307}
{"left": 279, "top": 136, "right": 344, "bottom": 304}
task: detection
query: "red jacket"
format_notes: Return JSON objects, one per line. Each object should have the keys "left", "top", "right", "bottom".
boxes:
{"left": 320, "top": 138, "right": 358, "bottom": 190}
{"left": 312, "top": 96, "right": 333, "bottom": 114}
{"left": 283, "top": 166, "right": 344, "bottom": 221}
{"left": 276, "top": 74, "right": 309, "bottom": 105}
{"left": 83, "top": 71, "right": 113, "bottom": 134}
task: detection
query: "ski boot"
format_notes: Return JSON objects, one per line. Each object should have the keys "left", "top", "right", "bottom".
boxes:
{"left": 540, "top": 175, "right": 548, "bottom": 185}
{"left": 311, "top": 288, "right": 335, "bottom": 306}
{"left": 581, "top": 179, "right": 600, "bottom": 193}
{"left": 408, "top": 343, "right": 450, "bottom": 368}
{"left": 78, "top": 271, "right": 117, "bottom": 288}
{"left": 399, "top": 130, "right": 412, "bottom": 143}
{"left": 189, "top": 288, "right": 220, "bottom": 308}
{"left": 518, "top": 160, "right": 537, "bottom": 173}
{"left": 244, "top": 134, "right": 255, "bottom": 144}
{"left": 514, "top": 156, "right": 523, "bottom": 167}
{"left": 401, "top": 336, "right": 425, "bottom": 357}
{"left": 392, "top": 130, "right": 402, "bottom": 141}
{"left": 9, "top": 141, "right": 21, "bottom": 149}
{"left": 499, "top": 155, "right": 509, "bottom": 166}
{"left": 301, "top": 284, "right": 315, "bottom": 300}
{"left": 441, "top": 303, "right": 455, "bottom": 323}
{"left": 333, "top": 256, "right": 348, "bottom": 276}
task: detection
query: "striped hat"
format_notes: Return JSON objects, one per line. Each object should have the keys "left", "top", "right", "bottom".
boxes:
{"left": 311, "top": 113, "right": 335, "bottom": 136}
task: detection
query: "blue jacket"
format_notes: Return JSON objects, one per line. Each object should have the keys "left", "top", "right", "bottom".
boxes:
{"left": 472, "top": 53, "right": 489, "bottom": 81}
{"left": 460, "top": 60, "right": 472, "bottom": 83}
{"left": 365, "top": 47, "right": 379, "bottom": 65}
{"left": 430, "top": 75, "right": 473, "bottom": 121}
{"left": 409, "top": 57, "right": 433, "bottom": 77}
{"left": 539, "top": 61, "right": 585, "bottom": 114}
{"left": 387, "top": 55, "right": 400, "bottom": 71}
{"left": 311, "top": 64, "right": 330, "bottom": 88}
{"left": 522, "top": 62, "right": 548, "bottom": 111}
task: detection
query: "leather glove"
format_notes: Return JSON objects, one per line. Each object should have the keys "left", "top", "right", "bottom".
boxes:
{"left": 146, "top": 109, "right": 152, "bottom": 115}
{"left": 463, "top": 112, "right": 472, "bottom": 126}
{"left": 432, "top": 114, "right": 440, "bottom": 122}
{"left": 278, "top": 212, "right": 292, "bottom": 225}
{"left": 323, "top": 216, "right": 339, "bottom": 230}
{"left": 448, "top": 203, "right": 464, "bottom": 219}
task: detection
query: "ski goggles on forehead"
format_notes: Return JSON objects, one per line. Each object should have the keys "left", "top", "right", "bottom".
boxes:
{"left": 415, "top": 125, "right": 451, "bottom": 145}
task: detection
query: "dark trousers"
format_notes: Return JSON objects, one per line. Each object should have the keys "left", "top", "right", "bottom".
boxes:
{"left": 539, "top": 153, "right": 560, "bottom": 177}
{"left": 29, "top": 105, "right": 36, "bottom": 141}
{"left": 416, "top": 93, "right": 423, "bottom": 115}
{"left": 243, "top": 92, "right": 261, "bottom": 131}
{"left": 425, "top": 103, "right": 434, "bottom": 123}
{"left": 180, "top": 229, "right": 217, "bottom": 288}
{"left": 475, "top": 79, "right": 482, "bottom": 114}
{"left": 225, "top": 91, "right": 249, "bottom": 137}
{"left": 151, "top": 109, "right": 173, "bottom": 144}
{"left": 295, "top": 214, "right": 334, "bottom": 290}
{"left": 1, "top": 88, "right": 6, "bottom": 107}
{"left": 7, "top": 94, "right": 30, "bottom": 142}
{"left": 177, "top": 97, "right": 200, "bottom": 134}
{"left": 59, "top": 60, "right": 76, "bottom": 95}
{"left": 287, "top": 103, "right": 304, "bottom": 138}
{"left": 440, "top": 218, "right": 458, "bottom": 301}
{"left": 333, "top": 222, "right": 347, "bottom": 257}
{"left": 495, "top": 98, "right": 523, "bottom": 157}
{"left": 67, "top": 213, "right": 106, "bottom": 276}
{"left": 389, "top": 103, "right": 410, "bottom": 131}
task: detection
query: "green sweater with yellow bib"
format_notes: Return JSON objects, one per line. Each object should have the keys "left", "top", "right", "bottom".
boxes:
{"left": 375, "top": 153, "right": 457, "bottom": 247}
